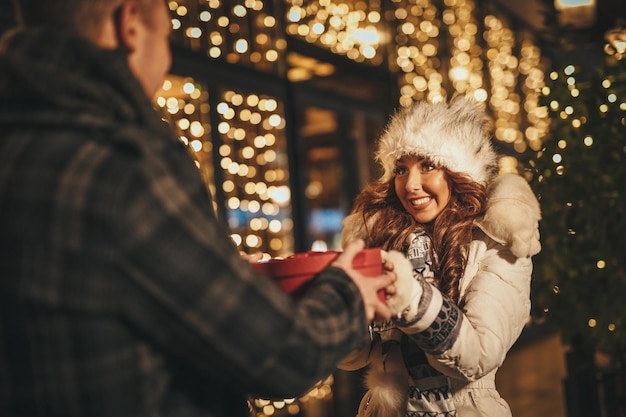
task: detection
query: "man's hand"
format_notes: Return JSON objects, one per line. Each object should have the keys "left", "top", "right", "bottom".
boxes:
{"left": 332, "top": 239, "right": 395, "bottom": 322}
{"left": 242, "top": 251, "right": 263, "bottom": 263}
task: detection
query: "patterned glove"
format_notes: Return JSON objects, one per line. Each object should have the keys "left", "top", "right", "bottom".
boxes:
{"left": 382, "top": 250, "right": 423, "bottom": 319}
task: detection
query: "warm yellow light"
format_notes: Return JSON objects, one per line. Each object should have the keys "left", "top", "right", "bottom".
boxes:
{"left": 223, "top": 180, "right": 235, "bottom": 192}
{"left": 450, "top": 66, "right": 470, "bottom": 82}
{"left": 190, "top": 140, "right": 203, "bottom": 152}
{"left": 269, "top": 219, "right": 282, "bottom": 233}
{"left": 233, "top": 5, "right": 246, "bottom": 17}
{"left": 178, "top": 119, "right": 190, "bottom": 130}
{"left": 230, "top": 233, "right": 242, "bottom": 246}
{"left": 235, "top": 39, "right": 249, "bottom": 53}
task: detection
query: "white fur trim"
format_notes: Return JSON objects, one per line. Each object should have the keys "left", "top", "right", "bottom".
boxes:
{"left": 377, "top": 95, "right": 497, "bottom": 185}
{"left": 475, "top": 173, "right": 542, "bottom": 258}
{"left": 341, "top": 212, "right": 370, "bottom": 247}
{"left": 359, "top": 342, "right": 409, "bottom": 416}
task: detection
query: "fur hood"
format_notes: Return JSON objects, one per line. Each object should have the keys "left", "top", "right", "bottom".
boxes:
{"left": 474, "top": 173, "right": 541, "bottom": 258}
{"left": 342, "top": 173, "right": 541, "bottom": 258}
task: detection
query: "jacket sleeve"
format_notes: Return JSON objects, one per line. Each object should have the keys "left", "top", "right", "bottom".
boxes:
{"left": 111, "top": 137, "right": 371, "bottom": 399}
{"left": 387, "top": 237, "right": 532, "bottom": 382}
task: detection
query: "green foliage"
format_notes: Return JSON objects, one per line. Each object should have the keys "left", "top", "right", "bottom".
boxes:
{"left": 529, "top": 57, "right": 626, "bottom": 368}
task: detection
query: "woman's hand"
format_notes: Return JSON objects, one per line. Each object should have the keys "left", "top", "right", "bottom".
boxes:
{"left": 381, "top": 250, "right": 423, "bottom": 317}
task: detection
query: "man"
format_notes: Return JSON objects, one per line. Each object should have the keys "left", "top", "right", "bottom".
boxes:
{"left": 0, "top": 1, "right": 394, "bottom": 416}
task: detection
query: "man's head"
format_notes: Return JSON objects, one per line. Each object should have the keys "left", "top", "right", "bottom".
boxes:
{"left": 12, "top": 0, "right": 126, "bottom": 41}
{"left": 12, "top": 0, "right": 172, "bottom": 98}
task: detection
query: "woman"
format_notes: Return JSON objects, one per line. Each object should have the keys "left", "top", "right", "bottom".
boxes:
{"left": 339, "top": 95, "right": 541, "bottom": 417}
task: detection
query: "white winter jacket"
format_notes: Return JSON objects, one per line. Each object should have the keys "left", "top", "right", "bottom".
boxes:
{"left": 339, "top": 174, "right": 541, "bottom": 417}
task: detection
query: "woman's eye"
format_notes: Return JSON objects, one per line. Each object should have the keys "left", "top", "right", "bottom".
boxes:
{"left": 393, "top": 166, "right": 408, "bottom": 175}
{"left": 420, "top": 162, "right": 436, "bottom": 172}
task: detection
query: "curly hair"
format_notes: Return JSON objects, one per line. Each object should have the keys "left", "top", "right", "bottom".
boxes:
{"left": 349, "top": 169, "right": 486, "bottom": 303}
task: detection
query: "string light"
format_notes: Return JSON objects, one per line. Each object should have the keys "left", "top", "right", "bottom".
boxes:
{"left": 533, "top": 31, "right": 626, "bottom": 362}
{"left": 154, "top": 76, "right": 218, "bottom": 215}
{"left": 604, "top": 20, "right": 626, "bottom": 61}
{"left": 286, "top": 0, "right": 386, "bottom": 65}
{"left": 519, "top": 38, "right": 549, "bottom": 152}
{"left": 392, "top": 0, "right": 445, "bottom": 105}
{"left": 155, "top": 77, "right": 294, "bottom": 261}
{"left": 484, "top": 14, "right": 523, "bottom": 146}
{"left": 169, "top": 0, "right": 283, "bottom": 72}
{"left": 217, "top": 89, "right": 293, "bottom": 258}
{"left": 168, "top": 0, "right": 548, "bottom": 159}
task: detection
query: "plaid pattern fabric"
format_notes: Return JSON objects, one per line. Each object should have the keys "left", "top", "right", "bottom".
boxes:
{"left": 0, "top": 28, "right": 369, "bottom": 417}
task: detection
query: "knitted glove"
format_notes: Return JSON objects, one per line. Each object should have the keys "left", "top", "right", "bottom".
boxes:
{"left": 382, "top": 250, "right": 423, "bottom": 319}
{"left": 475, "top": 173, "right": 541, "bottom": 258}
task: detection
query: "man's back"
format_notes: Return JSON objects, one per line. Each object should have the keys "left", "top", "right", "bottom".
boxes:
{"left": 0, "top": 22, "right": 267, "bottom": 415}
{"left": 0, "top": 24, "right": 377, "bottom": 416}
{"left": 0, "top": 26, "right": 221, "bottom": 417}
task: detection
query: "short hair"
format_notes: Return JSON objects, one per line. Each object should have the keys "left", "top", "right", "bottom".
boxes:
{"left": 11, "top": 0, "right": 157, "bottom": 42}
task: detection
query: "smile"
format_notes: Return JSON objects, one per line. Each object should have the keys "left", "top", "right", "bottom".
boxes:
{"left": 409, "top": 196, "right": 432, "bottom": 208}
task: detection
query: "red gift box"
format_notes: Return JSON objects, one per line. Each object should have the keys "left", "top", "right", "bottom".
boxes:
{"left": 252, "top": 248, "right": 385, "bottom": 300}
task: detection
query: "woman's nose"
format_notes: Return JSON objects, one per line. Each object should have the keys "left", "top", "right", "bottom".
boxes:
{"left": 405, "top": 169, "right": 422, "bottom": 191}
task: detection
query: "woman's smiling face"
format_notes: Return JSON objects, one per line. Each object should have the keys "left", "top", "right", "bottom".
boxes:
{"left": 393, "top": 155, "right": 451, "bottom": 224}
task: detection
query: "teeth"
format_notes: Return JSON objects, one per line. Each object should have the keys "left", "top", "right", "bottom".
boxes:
{"left": 410, "top": 197, "right": 430, "bottom": 206}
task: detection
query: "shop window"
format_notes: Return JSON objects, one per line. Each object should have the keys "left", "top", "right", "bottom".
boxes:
{"left": 155, "top": 76, "right": 294, "bottom": 259}
{"left": 216, "top": 89, "right": 294, "bottom": 258}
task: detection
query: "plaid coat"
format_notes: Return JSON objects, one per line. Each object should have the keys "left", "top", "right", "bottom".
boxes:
{"left": 0, "top": 28, "right": 370, "bottom": 417}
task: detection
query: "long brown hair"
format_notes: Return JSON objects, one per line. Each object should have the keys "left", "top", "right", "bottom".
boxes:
{"left": 349, "top": 169, "right": 487, "bottom": 303}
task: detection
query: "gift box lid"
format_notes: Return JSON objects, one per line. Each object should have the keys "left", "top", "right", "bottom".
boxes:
{"left": 251, "top": 248, "right": 384, "bottom": 299}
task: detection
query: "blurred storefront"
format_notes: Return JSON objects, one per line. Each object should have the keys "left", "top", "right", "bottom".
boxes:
{"left": 7, "top": 1, "right": 624, "bottom": 416}
{"left": 154, "top": 0, "right": 549, "bottom": 262}
{"left": 148, "top": 2, "right": 554, "bottom": 416}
